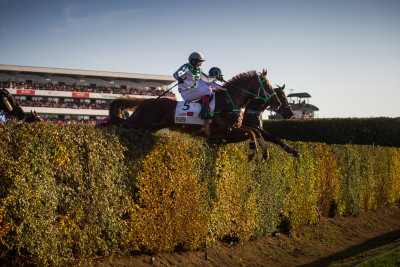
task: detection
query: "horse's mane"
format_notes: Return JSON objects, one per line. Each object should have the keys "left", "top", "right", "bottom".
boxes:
{"left": 223, "top": 70, "right": 258, "bottom": 90}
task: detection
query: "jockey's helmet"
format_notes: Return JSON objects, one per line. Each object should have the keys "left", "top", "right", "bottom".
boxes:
{"left": 209, "top": 67, "right": 223, "bottom": 80}
{"left": 188, "top": 52, "right": 205, "bottom": 62}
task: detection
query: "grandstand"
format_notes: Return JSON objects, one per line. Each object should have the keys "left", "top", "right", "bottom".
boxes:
{"left": 0, "top": 65, "right": 175, "bottom": 124}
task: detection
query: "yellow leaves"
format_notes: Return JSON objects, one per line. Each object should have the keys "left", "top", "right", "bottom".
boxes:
{"left": 2, "top": 124, "right": 400, "bottom": 263}
{"left": 127, "top": 133, "right": 208, "bottom": 252}
{"left": 0, "top": 209, "right": 12, "bottom": 237}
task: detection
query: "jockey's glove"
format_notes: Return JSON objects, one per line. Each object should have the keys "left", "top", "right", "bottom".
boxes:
{"left": 177, "top": 77, "right": 185, "bottom": 84}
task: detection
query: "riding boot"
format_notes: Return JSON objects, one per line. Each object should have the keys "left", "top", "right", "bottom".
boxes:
{"left": 200, "top": 95, "right": 211, "bottom": 119}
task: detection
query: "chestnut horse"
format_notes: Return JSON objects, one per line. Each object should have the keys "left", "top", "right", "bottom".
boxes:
{"left": 107, "top": 69, "right": 282, "bottom": 160}
{"left": 215, "top": 84, "right": 301, "bottom": 159}
{"left": 0, "top": 88, "right": 43, "bottom": 122}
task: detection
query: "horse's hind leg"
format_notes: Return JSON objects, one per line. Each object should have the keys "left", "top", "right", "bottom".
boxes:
{"left": 226, "top": 126, "right": 258, "bottom": 161}
{"left": 241, "top": 126, "right": 270, "bottom": 160}
{"left": 259, "top": 128, "right": 302, "bottom": 157}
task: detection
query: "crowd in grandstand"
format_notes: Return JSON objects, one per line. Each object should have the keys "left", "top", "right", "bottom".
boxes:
{"left": 16, "top": 99, "right": 109, "bottom": 110}
{"left": 1, "top": 79, "right": 176, "bottom": 125}
{"left": 0, "top": 80, "right": 176, "bottom": 97}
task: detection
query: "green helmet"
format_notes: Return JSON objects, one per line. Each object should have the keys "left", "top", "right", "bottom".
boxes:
{"left": 209, "top": 67, "right": 222, "bottom": 80}
{"left": 188, "top": 52, "right": 205, "bottom": 62}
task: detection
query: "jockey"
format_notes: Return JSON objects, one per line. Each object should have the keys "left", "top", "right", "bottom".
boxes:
{"left": 173, "top": 52, "right": 222, "bottom": 119}
{"left": 196, "top": 67, "right": 225, "bottom": 119}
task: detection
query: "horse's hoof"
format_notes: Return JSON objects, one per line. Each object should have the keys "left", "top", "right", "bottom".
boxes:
{"left": 248, "top": 154, "right": 256, "bottom": 161}
{"left": 294, "top": 152, "right": 303, "bottom": 158}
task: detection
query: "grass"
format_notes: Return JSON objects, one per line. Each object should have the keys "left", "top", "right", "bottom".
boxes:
{"left": 357, "top": 246, "right": 400, "bottom": 267}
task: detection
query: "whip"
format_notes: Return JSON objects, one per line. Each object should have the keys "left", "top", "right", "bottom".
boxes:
{"left": 156, "top": 77, "right": 186, "bottom": 99}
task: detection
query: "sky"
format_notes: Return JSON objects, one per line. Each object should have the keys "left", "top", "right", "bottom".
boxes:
{"left": 0, "top": 0, "right": 399, "bottom": 118}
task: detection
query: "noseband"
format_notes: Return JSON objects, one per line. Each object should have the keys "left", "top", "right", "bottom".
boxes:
{"left": 257, "top": 76, "right": 277, "bottom": 104}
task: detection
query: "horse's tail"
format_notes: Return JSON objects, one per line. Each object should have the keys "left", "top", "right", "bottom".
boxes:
{"left": 109, "top": 97, "right": 149, "bottom": 119}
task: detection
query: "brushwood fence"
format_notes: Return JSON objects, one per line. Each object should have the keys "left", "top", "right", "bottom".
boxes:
{"left": 263, "top": 117, "right": 400, "bottom": 147}
{"left": 0, "top": 123, "right": 399, "bottom": 265}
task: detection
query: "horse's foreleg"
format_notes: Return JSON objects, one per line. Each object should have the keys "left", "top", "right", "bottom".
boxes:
{"left": 241, "top": 126, "right": 270, "bottom": 160}
{"left": 226, "top": 126, "right": 258, "bottom": 161}
{"left": 259, "top": 128, "right": 302, "bottom": 158}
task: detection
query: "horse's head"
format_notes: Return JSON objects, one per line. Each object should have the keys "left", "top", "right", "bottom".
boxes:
{"left": 258, "top": 69, "right": 282, "bottom": 111}
{"left": 24, "top": 110, "right": 44, "bottom": 123}
{"left": 223, "top": 69, "right": 281, "bottom": 111}
{"left": 274, "top": 84, "right": 294, "bottom": 119}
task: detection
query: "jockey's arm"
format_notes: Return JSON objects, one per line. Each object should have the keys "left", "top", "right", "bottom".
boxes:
{"left": 173, "top": 65, "right": 195, "bottom": 89}
{"left": 210, "top": 82, "right": 226, "bottom": 92}
{"left": 173, "top": 64, "right": 190, "bottom": 80}
{"left": 200, "top": 72, "right": 217, "bottom": 83}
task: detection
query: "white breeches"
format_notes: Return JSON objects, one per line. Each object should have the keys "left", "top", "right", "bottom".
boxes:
{"left": 180, "top": 86, "right": 212, "bottom": 102}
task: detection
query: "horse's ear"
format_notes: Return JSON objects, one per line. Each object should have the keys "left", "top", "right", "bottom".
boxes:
{"left": 282, "top": 84, "right": 285, "bottom": 90}
{"left": 34, "top": 111, "right": 37, "bottom": 116}
{"left": 31, "top": 110, "right": 34, "bottom": 116}
{"left": 261, "top": 69, "right": 267, "bottom": 79}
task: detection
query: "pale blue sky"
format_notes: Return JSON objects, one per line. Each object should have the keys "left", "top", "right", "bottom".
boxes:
{"left": 1, "top": 0, "right": 399, "bottom": 118}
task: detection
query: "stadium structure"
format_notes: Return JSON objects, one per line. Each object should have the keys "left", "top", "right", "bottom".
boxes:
{"left": 0, "top": 65, "right": 175, "bottom": 123}
{"left": 268, "top": 91, "right": 319, "bottom": 119}
{"left": 287, "top": 92, "right": 319, "bottom": 118}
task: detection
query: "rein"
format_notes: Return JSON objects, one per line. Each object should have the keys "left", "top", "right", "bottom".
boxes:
{"left": 221, "top": 75, "right": 277, "bottom": 112}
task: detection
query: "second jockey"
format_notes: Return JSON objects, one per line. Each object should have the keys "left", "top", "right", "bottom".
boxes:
{"left": 197, "top": 67, "right": 225, "bottom": 119}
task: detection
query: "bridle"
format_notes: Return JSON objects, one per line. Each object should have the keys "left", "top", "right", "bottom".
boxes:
{"left": 257, "top": 76, "right": 277, "bottom": 104}
{"left": 33, "top": 116, "right": 42, "bottom": 123}
{"left": 221, "top": 75, "right": 279, "bottom": 112}
{"left": 274, "top": 89, "right": 292, "bottom": 114}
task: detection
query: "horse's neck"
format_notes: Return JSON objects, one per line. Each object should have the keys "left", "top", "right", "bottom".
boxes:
{"left": 247, "top": 98, "right": 268, "bottom": 111}
{"left": 214, "top": 90, "right": 248, "bottom": 111}
{"left": 215, "top": 77, "right": 260, "bottom": 110}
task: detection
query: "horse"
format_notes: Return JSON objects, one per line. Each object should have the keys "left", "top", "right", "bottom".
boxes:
{"left": 0, "top": 88, "right": 44, "bottom": 123}
{"left": 213, "top": 84, "right": 301, "bottom": 159}
{"left": 106, "top": 69, "right": 282, "bottom": 160}
{"left": 23, "top": 110, "right": 44, "bottom": 123}
{"left": 0, "top": 88, "right": 25, "bottom": 120}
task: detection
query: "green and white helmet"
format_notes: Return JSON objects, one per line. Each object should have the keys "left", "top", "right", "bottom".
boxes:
{"left": 188, "top": 52, "right": 205, "bottom": 62}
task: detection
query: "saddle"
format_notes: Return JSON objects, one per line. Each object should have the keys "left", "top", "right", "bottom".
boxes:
{"left": 174, "top": 94, "right": 216, "bottom": 125}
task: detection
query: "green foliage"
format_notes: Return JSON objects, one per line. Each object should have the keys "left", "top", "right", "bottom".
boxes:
{"left": 0, "top": 123, "right": 399, "bottom": 264}
{"left": 253, "top": 143, "right": 295, "bottom": 236}
{"left": 0, "top": 123, "right": 128, "bottom": 265}
{"left": 208, "top": 143, "right": 260, "bottom": 242}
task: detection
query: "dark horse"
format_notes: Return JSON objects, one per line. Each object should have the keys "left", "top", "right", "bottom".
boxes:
{"left": 0, "top": 88, "right": 44, "bottom": 122}
{"left": 218, "top": 84, "right": 301, "bottom": 159}
{"left": 107, "top": 69, "right": 282, "bottom": 160}
{"left": 1, "top": 88, "right": 25, "bottom": 120}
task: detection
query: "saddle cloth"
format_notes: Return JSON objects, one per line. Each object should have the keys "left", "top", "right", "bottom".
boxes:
{"left": 174, "top": 94, "right": 216, "bottom": 125}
